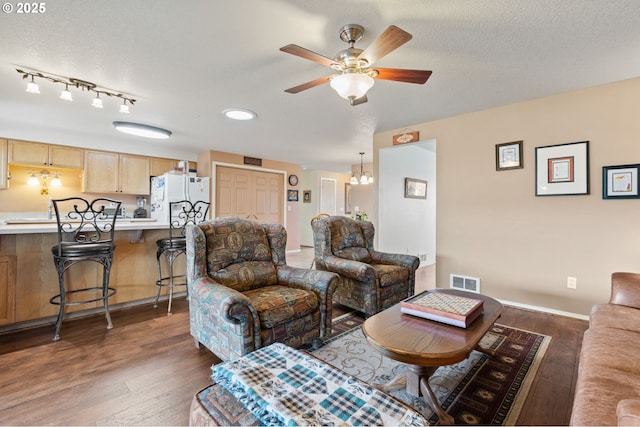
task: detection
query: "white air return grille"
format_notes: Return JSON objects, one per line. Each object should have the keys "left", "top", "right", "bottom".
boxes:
{"left": 450, "top": 274, "right": 480, "bottom": 293}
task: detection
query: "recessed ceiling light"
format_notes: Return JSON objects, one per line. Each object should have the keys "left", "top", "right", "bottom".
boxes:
{"left": 223, "top": 108, "right": 257, "bottom": 120}
{"left": 112, "top": 121, "right": 172, "bottom": 139}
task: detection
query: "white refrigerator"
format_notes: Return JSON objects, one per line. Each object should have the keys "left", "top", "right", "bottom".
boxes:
{"left": 150, "top": 173, "right": 210, "bottom": 223}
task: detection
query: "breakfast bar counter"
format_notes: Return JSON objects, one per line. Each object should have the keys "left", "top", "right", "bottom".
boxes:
{"left": 0, "top": 219, "right": 180, "bottom": 330}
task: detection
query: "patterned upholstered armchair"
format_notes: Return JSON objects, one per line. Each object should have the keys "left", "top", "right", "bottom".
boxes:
{"left": 186, "top": 217, "right": 340, "bottom": 362}
{"left": 312, "top": 216, "right": 420, "bottom": 317}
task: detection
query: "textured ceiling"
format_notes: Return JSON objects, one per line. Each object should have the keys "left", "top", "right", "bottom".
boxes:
{"left": 1, "top": 0, "right": 640, "bottom": 172}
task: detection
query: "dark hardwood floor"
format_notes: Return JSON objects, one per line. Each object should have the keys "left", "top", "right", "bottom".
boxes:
{"left": 0, "top": 249, "right": 588, "bottom": 426}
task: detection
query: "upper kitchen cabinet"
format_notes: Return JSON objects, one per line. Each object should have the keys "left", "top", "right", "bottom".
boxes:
{"left": 83, "top": 150, "right": 150, "bottom": 195}
{"left": 150, "top": 157, "right": 197, "bottom": 176}
{"left": 8, "top": 139, "right": 84, "bottom": 169}
{"left": 0, "top": 139, "right": 7, "bottom": 190}
{"left": 150, "top": 157, "right": 178, "bottom": 177}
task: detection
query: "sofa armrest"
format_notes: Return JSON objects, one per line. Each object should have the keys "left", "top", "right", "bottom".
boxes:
{"left": 319, "top": 254, "right": 377, "bottom": 283}
{"left": 370, "top": 251, "right": 420, "bottom": 272}
{"left": 610, "top": 272, "right": 640, "bottom": 309}
{"left": 617, "top": 399, "right": 640, "bottom": 426}
{"left": 277, "top": 266, "right": 341, "bottom": 338}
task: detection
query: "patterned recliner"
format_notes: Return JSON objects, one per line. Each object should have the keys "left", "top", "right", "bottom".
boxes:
{"left": 186, "top": 217, "right": 340, "bottom": 362}
{"left": 312, "top": 216, "right": 419, "bottom": 317}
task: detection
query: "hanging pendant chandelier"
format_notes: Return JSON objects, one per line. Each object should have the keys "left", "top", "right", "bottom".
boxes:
{"left": 350, "top": 152, "right": 374, "bottom": 185}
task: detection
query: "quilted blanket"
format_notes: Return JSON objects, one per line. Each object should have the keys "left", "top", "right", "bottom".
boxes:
{"left": 210, "top": 342, "right": 428, "bottom": 426}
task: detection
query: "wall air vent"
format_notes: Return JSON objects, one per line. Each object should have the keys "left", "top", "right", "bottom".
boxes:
{"left": 450, "top": 274, "right": 480, "bottom": 293}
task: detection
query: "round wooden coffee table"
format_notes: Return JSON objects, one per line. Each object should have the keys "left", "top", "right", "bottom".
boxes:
{"left": 362, "top": 289, "right": 503, "bottom": 425}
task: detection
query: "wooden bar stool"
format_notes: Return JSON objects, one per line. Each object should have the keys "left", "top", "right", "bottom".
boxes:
{"left": 154, "top": 200, "right": 209, "bottom": 314}
{"left": 50, "top": 197, "right": 121, "bottom": 341}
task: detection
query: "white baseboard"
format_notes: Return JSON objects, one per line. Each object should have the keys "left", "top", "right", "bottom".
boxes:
{"left": 499, "top": 298, "right": 589, "bottom": 321}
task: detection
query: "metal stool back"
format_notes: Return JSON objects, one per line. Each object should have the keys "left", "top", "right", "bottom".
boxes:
{"left": 155, "top": 200, "right": 210, "bottom": 314}
{"left": 50, "top": 197, "right": 121, "bottom": 341}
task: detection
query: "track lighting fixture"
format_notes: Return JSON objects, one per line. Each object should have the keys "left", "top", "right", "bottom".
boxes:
{"left": 17, "top": 68, "right": 136, "bottom": 112}
{"left": 350, "top": 152, "right": 374, "bottom": 185}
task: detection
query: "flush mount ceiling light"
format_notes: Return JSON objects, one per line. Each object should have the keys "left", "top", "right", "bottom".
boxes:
{"left": 113, "top": 121, "right": 172, "bottom": 139}
{"left": 17, "top": 68, "right": 136, "bottom": 112}
{"left": 350, "top": 152, "right": 374, "bottom": 185}
{"left": 222, "top": 108, "right": 257, "bottom": 120}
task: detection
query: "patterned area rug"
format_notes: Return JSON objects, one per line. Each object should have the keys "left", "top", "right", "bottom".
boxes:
{"left": 314, "top": 315, "right": 551, "bottom": 425}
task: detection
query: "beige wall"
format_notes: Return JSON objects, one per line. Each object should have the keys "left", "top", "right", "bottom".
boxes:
{"left": 374, "top": 77, "right": 640, "bottom": 316}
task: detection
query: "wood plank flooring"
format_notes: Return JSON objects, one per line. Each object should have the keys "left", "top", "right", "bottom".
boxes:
{"left": 0, "top": 249, "right": 588, "bottom": 426}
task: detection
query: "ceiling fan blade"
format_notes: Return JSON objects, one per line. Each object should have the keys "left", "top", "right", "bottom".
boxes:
{"left": 373, "top": 68, "right": 432, "bottom": 84}
{"left": 280, "top": 44, "right": 340, "bottom": 68}
{"left": 357, "top": 25, "right": 412, "bottom": 66}
{"left": 351, "top": 95, "right": 368, "bottom": 106}
{"left": 284, "top": 75, "right": 332, "bottom": 94}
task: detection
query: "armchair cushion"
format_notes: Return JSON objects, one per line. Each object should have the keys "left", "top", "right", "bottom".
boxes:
{"left": 212, "top": 261, "right": 277, "bottom": 291}
{"left": 329, "top": 218, "right": 371, "bottom": 263}
{"left": 374, "top": 264, "right": 410, "bottom": 287}
{"left": 244, "top": 285, "right": 318, "bottom": 329}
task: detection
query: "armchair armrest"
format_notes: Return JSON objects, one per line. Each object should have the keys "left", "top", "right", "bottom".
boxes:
{"left": 189, "top": 275, "right": 261, "bottom": 347}
{"left": 610, "top": 272, "right": 640, "bottom": 309}
{"left": 370, "top": 251, "right": 420, "bottom": 271}
{"left": 319, "top": 254, "right": 377, "bottom": 283}
{"left": 617, "top": 399, "right": 640, "bottom": 426}
{"left": 277, "top": 266, "right": 341, "bottom": 339}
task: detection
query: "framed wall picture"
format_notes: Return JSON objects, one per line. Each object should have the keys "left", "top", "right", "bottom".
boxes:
{"left": 345, "top": 183, "right": 352, "bottom": 214}
{"left": 496, "top": 140, "right": 523, "bottom": 171}
{"left": 535, "top": 141, "right": 589, "bottom": 196}
{"left": 404, "top": 177, "right": 427, "bottom": 199}
{"left": 303, "top": 190, "right": 311, "bottom": 203}
{"left": 287, "top": 190, "right": 298, "bottom": 201}
{"left": 603, "top": 164, "right": 640, "bottom": 199}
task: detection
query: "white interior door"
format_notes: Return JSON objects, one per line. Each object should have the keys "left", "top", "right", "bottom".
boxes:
{"left": 320, "top": 178, "right": 336, "bottom": 215}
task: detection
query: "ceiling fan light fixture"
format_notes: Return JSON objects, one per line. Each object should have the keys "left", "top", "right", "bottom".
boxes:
{"left": 330, "top": 73, "right": 374, "bottom": 101}
{"left": 223, "top": 108, "right": 257, "bottom": 120}
{"left": 113, "top": 121, "right": 172, "bottom": 139}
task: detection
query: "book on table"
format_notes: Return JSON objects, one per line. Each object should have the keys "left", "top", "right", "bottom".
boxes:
{"left": 400, "top": 290, "right": 484, "bottom": 328}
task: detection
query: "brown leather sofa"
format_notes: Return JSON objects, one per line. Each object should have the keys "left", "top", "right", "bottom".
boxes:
{"left": 570, "top": 272, "right": 640, "bottom": 426}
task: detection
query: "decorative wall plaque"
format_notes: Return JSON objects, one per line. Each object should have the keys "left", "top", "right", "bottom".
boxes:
{"left": 393, "top": 131, "right": 419, "bottom": 145}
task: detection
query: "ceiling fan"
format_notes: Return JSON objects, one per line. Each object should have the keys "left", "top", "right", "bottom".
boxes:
{"left": 280, "top": 24, "right": 432, "bottom": 106}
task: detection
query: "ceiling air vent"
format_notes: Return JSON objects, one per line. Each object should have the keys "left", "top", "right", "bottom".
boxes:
{"left": 450, "top": 274, "right": 480, "bottom": 294}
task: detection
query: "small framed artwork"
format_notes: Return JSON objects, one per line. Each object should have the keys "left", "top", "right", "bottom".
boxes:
{"left": 496, "top": 140, "right": 523, "bottom": 171}
{"left": 603, "top": 164, "right": 640, "bottom": 199}
{"left": 344, "top": 183, "right": 352, "bottom": 214}
{"left": 287, "top": 190, "right": 298, "bottom": 201}
{"left": 535, "top": 141, "right": 589, "bottom": 196}
{"left": 404, "top": 177, "right": 427, "bottom": 199}
{"left": 303, "top": 190, "right": 311, "bottom": 203}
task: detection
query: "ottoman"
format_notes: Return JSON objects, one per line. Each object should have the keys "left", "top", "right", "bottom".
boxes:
{"left": 189, "top": 342, "right": 428, "bottom": 426}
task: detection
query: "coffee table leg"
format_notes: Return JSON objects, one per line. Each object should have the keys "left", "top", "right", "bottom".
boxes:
{"left": 374, "top": 365, "right": 455, "bottom": 424}
{"left": 403, "top": 366, "right": 453, "bottom": 425}
{"left": 374, "top": 372, "right": 407, "bottom": 392}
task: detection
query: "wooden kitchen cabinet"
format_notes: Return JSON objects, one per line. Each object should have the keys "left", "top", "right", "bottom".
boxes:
{"left": 0, "top": 255, "right": 16, "bottom": 326}
{"left": 83, "top": 150, "right": 150, "bottom": 194}
{"left": 0, "top": 139, "right": 7, "bottom": 190}
{"left": 150, "top": 157, "right": 178, "bottom": 176}
{"left": 150, "top": 157, "right": 197, "bottom": 176}
{"left": 8, "top": 139, "right": 84, "bottom": 169}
